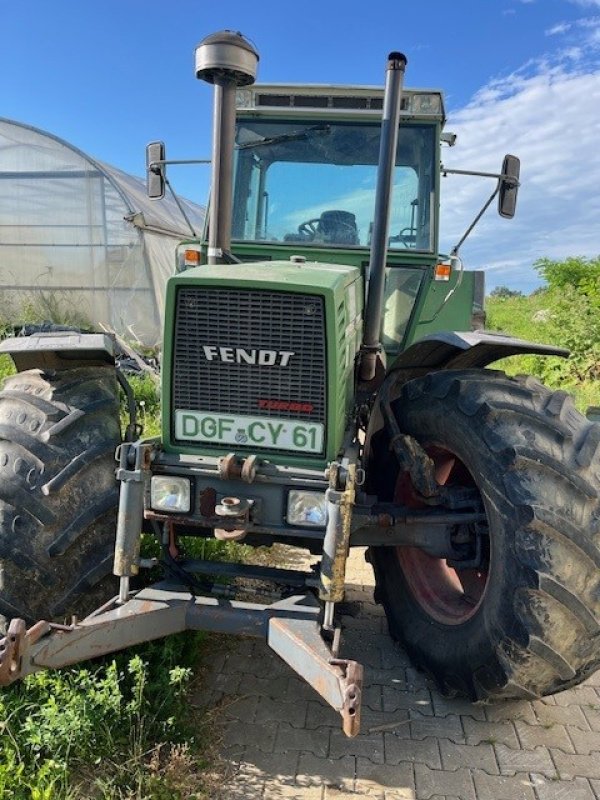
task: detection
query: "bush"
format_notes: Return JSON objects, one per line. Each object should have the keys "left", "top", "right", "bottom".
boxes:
{"left": 535, "top": 255, "right": 600, "bottom": 292}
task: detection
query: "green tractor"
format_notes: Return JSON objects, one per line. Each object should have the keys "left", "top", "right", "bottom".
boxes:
{"left": 1, "top": 31, "right": 598, "bottom": 737}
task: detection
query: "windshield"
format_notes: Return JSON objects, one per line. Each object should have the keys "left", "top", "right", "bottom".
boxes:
{"left": 232, "top": 118, "right": 436, "bottom": 251}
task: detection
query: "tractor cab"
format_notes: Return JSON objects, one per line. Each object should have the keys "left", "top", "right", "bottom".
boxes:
{"left": 182, "top": 83, "right": 482, "bottom": 356}
{"left": 230, "top": 84, "right": 442, "bottom": 256}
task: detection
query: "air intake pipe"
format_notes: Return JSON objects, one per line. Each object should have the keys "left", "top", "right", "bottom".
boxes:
{"left": 359, "top": 52, "right": 407, "bottom": 382}
{"left": 195, "top": 31, "right": 259, "bottom": 264}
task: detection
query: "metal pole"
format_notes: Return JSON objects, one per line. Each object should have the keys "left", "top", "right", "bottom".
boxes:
{"left": 360, "top": 52, "right": 407, "bottom": 381}
{"left": 207, "top": 76, "right": 237, "bottom": 263}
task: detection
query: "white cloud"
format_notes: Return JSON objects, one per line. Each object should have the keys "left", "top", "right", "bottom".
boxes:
{"left": 546, "top": 22, "right": 572, "bottom": 35}
{"left": 569, "top": 0, "right": 600, "bottom": 8}
{"left": 440, "top": 62, "right": 600, "bottom": 292}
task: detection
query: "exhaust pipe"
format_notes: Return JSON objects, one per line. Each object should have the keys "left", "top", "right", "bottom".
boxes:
{"left": 360, "top": 52, "right": 407, "bottom": 382}
{"left": 195, "top": 31, "right": 259, "bottom": 264}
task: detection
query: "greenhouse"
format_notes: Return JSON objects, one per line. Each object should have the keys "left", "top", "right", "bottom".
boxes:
{"left": 0, "top": 118, "right": 205, "bottom": 346}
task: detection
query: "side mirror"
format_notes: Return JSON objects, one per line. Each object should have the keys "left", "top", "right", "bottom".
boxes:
{"left": 146, "top": 141, "right": 166, "bottom": 199}
{"left": 498, "top": 154, "right": 520, "bottom": 219}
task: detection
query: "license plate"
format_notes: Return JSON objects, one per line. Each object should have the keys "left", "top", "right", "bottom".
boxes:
{"left": 175, "top": 410, "right": 324, "bottom": 453}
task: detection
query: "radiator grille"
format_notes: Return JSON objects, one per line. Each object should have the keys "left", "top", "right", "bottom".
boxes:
{"left": 172, "top": 287, "right": 327, "bottom": 449}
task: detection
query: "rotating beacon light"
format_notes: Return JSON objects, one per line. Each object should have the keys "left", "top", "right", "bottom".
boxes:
{"left": 195, "top": 31, "right": 259, "bottom": 265}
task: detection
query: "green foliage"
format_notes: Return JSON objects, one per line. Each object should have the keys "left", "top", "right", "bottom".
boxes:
{"left": 0, "top": 634, "right": 209, "bottom": 799}
{"left": 121, "top": 373, "right": 162, "bottom": 438}
{"left": 486, "top": 257, "right": 600, "bottom": 410}
{"left": 489, "top": 285, "right": 524, "bottom": 299}
{"left": 0, "top": 354, "right": 15, "bottom": 383}
{"left": 535, "top": 255, "right": 600, "bottom": 291}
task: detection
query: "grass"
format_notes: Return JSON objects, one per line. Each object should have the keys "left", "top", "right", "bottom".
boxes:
{"left": 1, "top": 635, "right": 212, "bottom": 799}
{"left": 485, "top": 292, "right": 600, "bottom": 412}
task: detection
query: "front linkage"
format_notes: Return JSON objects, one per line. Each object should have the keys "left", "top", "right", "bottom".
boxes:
{"left": 0, "top": 439, "right": 364, "bottom": 737}
{"left": 0, "top": 407, "right": 486, "bottom": 737}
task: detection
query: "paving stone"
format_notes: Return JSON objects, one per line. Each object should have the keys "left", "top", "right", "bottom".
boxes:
{"left": 254, "top": 695, "right": 308, "bottom": 728}
{"left": 384, "top": 735, "right": 441, "bottom": 768}
{"left": 403, "top": 667, "right": 434, "bottom": 693}
{"left": 273, "top": 722, "right": 330, "bottom": 757}
{"left": 241, "top": 747, "right": 298, "bottom": 782}
{"left": 265, "top": 782, "right": 324, "bottom": 799}
{"left": 582, "top": 705, "right": 600, "bottom": 732}
{"left": 583, "top": 671, "right": 600, "bottom": 687}
{"left": 471, "top": 770, "right": 536, "bottom": 800}
{"left": 531, "top": 774, "right": 596, "bottom": 800}
{"left": 382, "top": 687, "right": 434, "bottom": 716}
{"left": 409, "top": 713, "right": 464, "bottom": 743}
{"left": 494, "top": 742, "right": 556, "bottom": 777}
{"left": 306, "top": 700, "right": 343, "bottom": 730}
{"left": 565, "top": 726, "right": 600, "bottom": 755}
{"left": 212, "top": 670, "right": 243, "bottom": 694}
{"left": 380, "top": 642, "right": 411, "bottom": 670}
{"left": 484, "top": 700, "right": 537, "bottom": 725}
{"left": 355, "top": 757, "right": 414, "bottom": 794}
{"left": 246, "top": 674, "right": 291, "bottom": 699}
{"left": 216, "top": 778, "right": 265, "bottom": 799}
{"left": 551, "top": 749, "right": 600, "bottom": 780}
{"left": 362, "top": 683, "right": 385, "bottom": 712}
{"left": 515, "top": 719, "right": 575, "bottom": 753}
{"left": 216, "top": 764, "right": 266, "bottom": 799}
{"left": 534, "top": 701, "right": 591, "bottom": 731}
{"left": 330, "top": 727, "right": 385, "bottom": 764}
{"left": 431, "top": 694, "right": 486, "bottom": 721}
{"left": 368, "top": 668, "right": 409, "bottom": 689}
{"left": 340, "top": 611, "right": 380, "bottom": 632}
{"left": 221, "top": 692, "right": 260, "bottom": 721}
{"left": 414, "top": 764, "right": 476, "bottom": 800}
{"left": 364, "top": 709, "right": 411, "bottom": 735}
{"left": 554, "top": 687, "right": 600, "bottom": 708}
{"left": 296, "top": 752, "right": 356, "bottom": 791}
{"left": 462, "top": 716, "right": 520, "bottom": 748}
{"left": 325, "top": 788, "right": 382, "bottom": 800}
{"left": 223, "top": 719, "right": 277, "bottom": 752}
{"left": 205, "top": 547, "right": 600, "bottom": 800}
{"left": 438, "top": 739, "right": 499, "bottom": 773}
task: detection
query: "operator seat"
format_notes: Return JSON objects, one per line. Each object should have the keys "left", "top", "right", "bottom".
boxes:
{"left": 318, "top": 210, "right": 359, "bottom": 245}
{"left": 284, "top": 209, "right": 360, "bottom": 245}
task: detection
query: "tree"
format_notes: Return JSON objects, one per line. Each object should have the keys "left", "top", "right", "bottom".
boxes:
{"left": 489, "top": 285, "right": 524, "bottom": 299}
{"left": 534, "top": 256, "right": 600, "bottom": 292}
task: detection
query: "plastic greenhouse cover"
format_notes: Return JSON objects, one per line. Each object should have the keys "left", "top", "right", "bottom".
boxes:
{"left": 0, "top": 118, "right": 205, "bottom": 346}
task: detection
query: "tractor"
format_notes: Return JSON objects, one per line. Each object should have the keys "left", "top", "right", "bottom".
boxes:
{"left": 0, "top": 31, "right": 598, "bottom": 737}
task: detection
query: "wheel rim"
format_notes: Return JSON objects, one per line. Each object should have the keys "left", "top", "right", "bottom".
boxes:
{"left": 394, "top": 444, "right": 490, "bottom": 625}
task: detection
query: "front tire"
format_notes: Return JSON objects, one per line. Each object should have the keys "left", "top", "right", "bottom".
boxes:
{"left": 370, "top": 369, "right": 600, "bottom": 701}
{"left": 0, "top": 366, "right": 121, "bottom": 630}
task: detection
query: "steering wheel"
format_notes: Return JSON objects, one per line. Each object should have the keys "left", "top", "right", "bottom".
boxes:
{"left": 390, "top": 227, "right": 417, "bottom": 248}
{"left": 298, "top": 219, "right": 321, "bottom": 239}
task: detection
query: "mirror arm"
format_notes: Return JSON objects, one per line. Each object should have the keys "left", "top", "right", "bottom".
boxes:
{"left": 451, "top": 184, "right": 499, "bottom": 257}
{"left": 441, "top": 165, "right": 520, "bottom": 186}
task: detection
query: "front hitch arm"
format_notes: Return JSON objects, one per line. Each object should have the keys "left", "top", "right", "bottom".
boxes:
{"left": 0, "top": 584, "right": 364, "bottom": 737}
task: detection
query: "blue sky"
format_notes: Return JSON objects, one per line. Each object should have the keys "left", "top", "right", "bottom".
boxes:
{"left": 1, "top": 0, "right": 599, "bottom": 291}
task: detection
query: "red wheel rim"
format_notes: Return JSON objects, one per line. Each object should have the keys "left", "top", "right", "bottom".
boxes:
{"left": 394, "top": 444, "right": 490, "bottom": 625}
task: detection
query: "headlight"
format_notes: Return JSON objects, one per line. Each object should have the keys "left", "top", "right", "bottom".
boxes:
{"left": 150, "top": 476, "right": 191, "bottom": 513}
{"left": 287, "top": 490, "right": 327, "bottom": 528}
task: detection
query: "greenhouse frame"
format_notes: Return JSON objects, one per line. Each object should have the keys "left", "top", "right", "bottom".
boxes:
{"left": 0, "top": 118, "right": 205, "bottom": 346}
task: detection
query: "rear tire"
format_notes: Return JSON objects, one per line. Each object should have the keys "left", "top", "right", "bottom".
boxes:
{"left": 370, "top": 369, "right": 600, "bottom": 701}
{"left": 0, "top": 367, "right": 120, "bottom": 630}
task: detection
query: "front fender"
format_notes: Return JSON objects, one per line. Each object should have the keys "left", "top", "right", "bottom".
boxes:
{"left": 389, "top": 330, "right": 567, "bottom": 376}
{"left": 0, "top": 332, "right": 116, "bottom": 372}
{"left": 362, "top": 330, "right": 568, "bottom": 475}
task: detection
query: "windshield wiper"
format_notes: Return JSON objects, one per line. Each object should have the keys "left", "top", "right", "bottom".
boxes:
{"left": 236, "top": 124, "right": 331, "bottom": 150}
